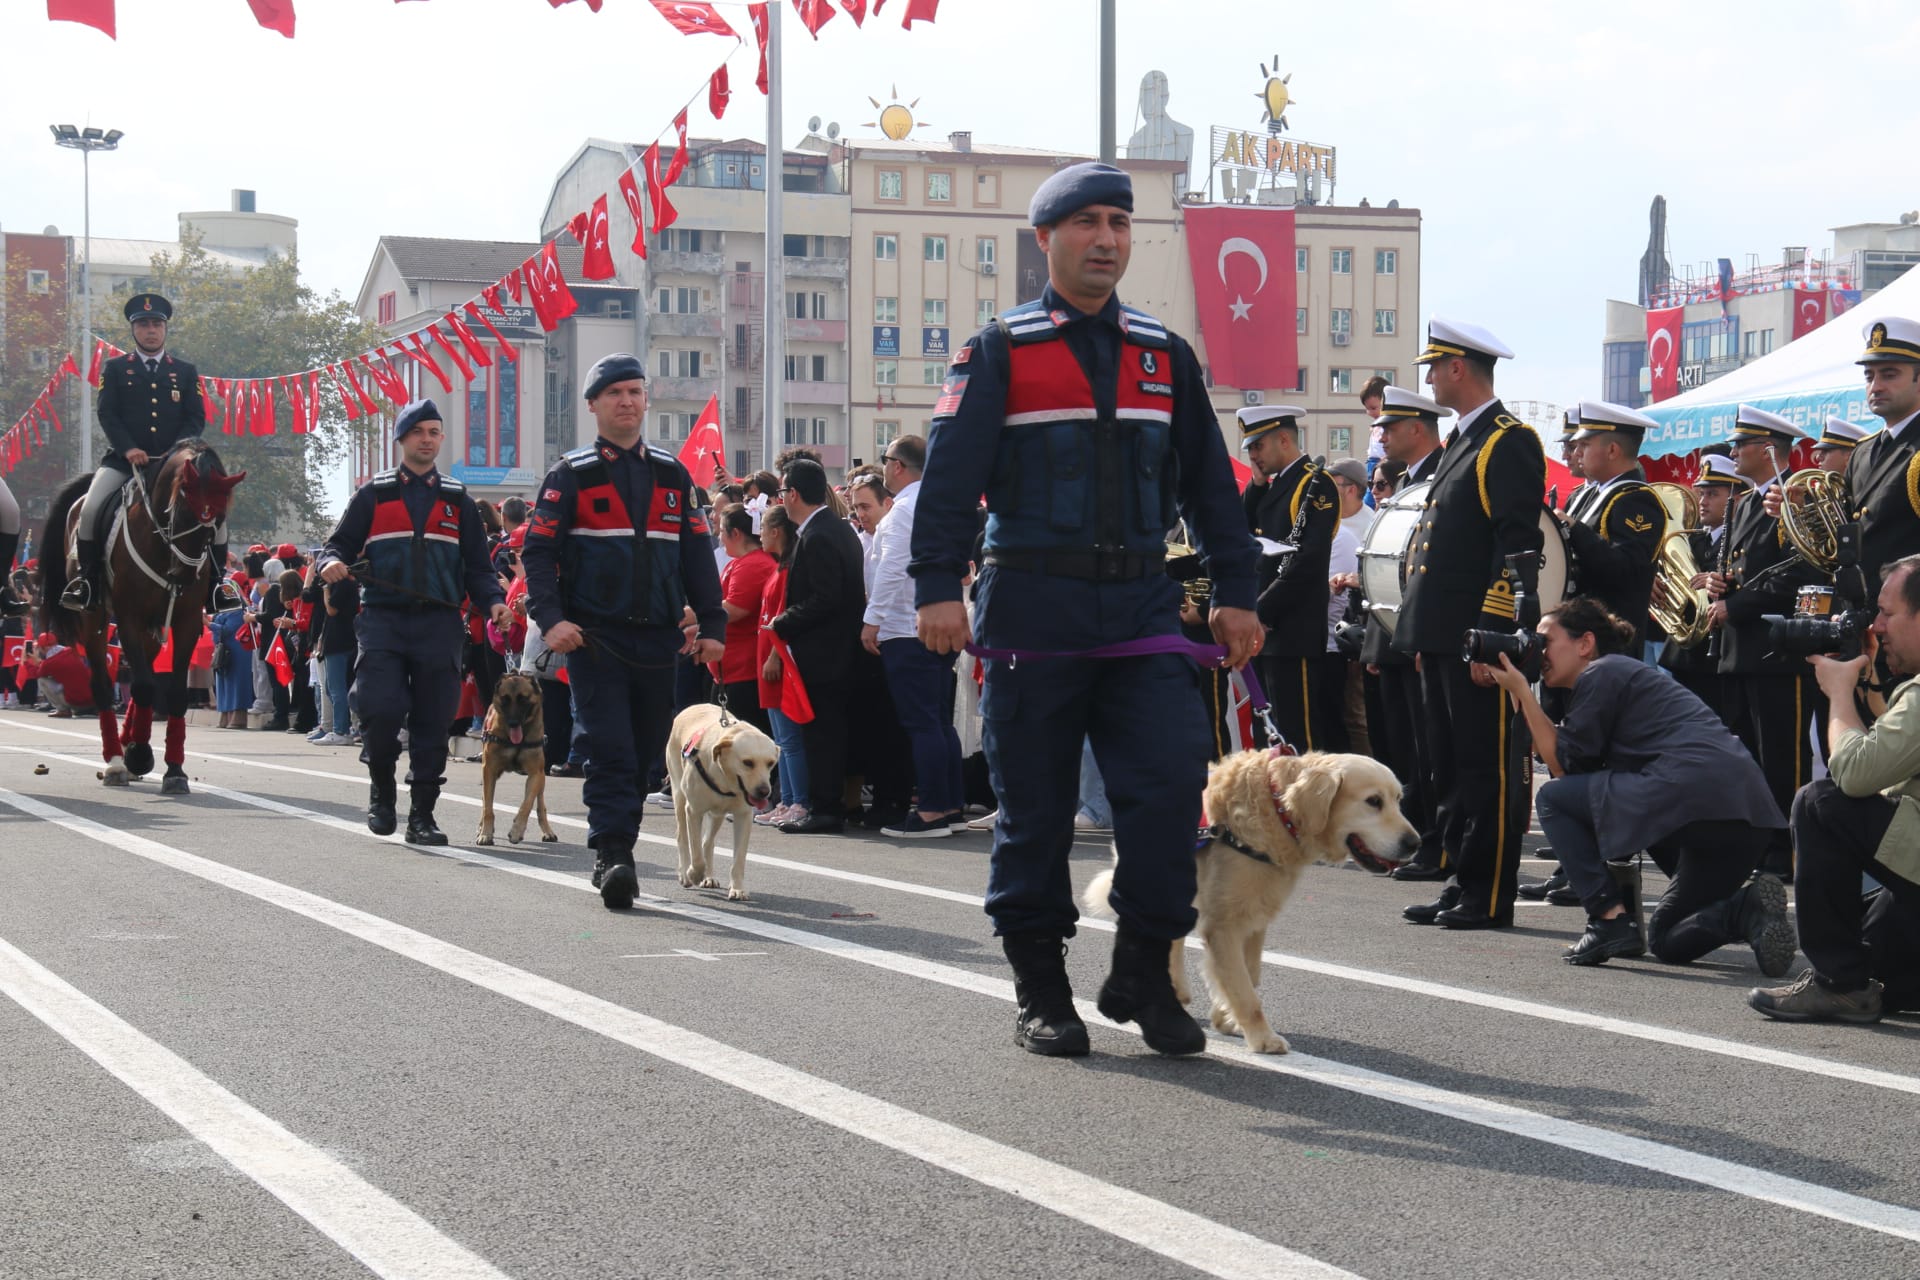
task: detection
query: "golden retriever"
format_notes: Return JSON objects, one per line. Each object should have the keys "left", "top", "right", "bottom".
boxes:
{"left": 476, "top": 672, "right": 559, "bottom": 847}
{"left": 665, "top": 703, "right": 780, "bottom": 901}
{"left": 1082, "top": 750, "right": 1417, "bottom": 1054}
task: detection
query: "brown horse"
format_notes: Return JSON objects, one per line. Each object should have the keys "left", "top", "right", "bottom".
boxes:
{"left": 39, "top": 440, "right": 244, "bottom": 792}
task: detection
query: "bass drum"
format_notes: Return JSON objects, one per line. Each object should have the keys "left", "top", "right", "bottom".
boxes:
{"left": 1358, "top": 481, "right": 1568, "bottom": 634}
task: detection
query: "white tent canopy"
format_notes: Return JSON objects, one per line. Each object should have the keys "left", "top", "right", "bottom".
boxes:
{"left": 1640, "top": 265, "right": 1920, "bottom": 457}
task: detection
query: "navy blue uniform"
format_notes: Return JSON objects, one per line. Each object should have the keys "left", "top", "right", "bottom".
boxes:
{"left": 910, "top": 286, "right": 1259, "bottom": 942}
{"left": 317, "top": 466, "right": 503, "bottom": 797}
{"left": 521, "top": 436, "right": 724, "bottom": 852}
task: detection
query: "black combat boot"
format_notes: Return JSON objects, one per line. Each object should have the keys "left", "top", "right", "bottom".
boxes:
{"left": 367, "top": 765, "right": 398, "bottom": 836}
{"left": 406, "top": 778, "right": 449, "bottom": 846}
{"left": 1001, "top": 934, "right": 1090, "bottom": 1057}
{"left": 1096, "top": 923, "right": 1205, "bottom": 1056}
{"left": 592, "top": 836, "right": 638, "bottom": 910}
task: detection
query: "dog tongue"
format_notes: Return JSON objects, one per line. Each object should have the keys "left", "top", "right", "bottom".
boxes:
{"left": 509, "top": 726, "right": 524, "bottom": 744}
{"left": 752, "top": 794, "right": 772, "bottom": 812}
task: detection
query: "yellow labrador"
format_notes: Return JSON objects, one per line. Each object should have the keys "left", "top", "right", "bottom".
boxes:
{"left": 665, "top": 703, "right": 780, "bottom": 901}
{"left": 1083, "top": 750, "right": 1417, "bottom": 1053}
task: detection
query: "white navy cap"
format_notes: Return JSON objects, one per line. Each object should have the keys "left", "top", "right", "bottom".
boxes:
{"left": 1413, "top": 317, "right": 1515, "bottom": 366}
{"left": 1858, "top": 316, "right": 1920, "bottom": 365}
{"left": 1693, "top": 452, "right": 1750, "bottom": 489}
{"left": 1237, "top": 404, "right": 1306, "bottom": 444}
{"left": 1572, "top": 400, "right": 1660, "bottom": 445}
{"left": 1371, "top": 386, "right": 1445, "bottom": 428}
{"left": 1730, "top": 404, "right": 1805, "bottom": 444}
{"left": 1814, "top": 416, "right": 1870, "bottom": 450}
{"left": 1559, "top": 405, "right": 1581, "bottom": 440}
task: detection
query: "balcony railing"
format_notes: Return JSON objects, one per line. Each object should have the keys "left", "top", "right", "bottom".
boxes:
{"left": 650, "top": 311, "right": 725, "bottom": 338}
{"left": 784, "top": 256, "right": 848, "bottom": 281}
{"left": 784, "top": 318, "right": 847, "bottom": 343}
{"left": 650, "top": 375, "right": 720, "bottom": 402}
{"left": 784, "top": 380, "right": 847, "bottom": 407}
{"left": 653, "top": 250, "right": 726, "bottom": 275}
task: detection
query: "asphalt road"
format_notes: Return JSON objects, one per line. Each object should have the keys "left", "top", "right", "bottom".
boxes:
{"left": 2, "top": 709, "right": 1917, "bottom": 1280}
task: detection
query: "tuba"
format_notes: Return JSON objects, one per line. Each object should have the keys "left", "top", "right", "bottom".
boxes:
{"left": 1646, "top": 482, "right": 1712, "bottom": 647}
{"left": 1779, "top": 468, "right": 1851, "bottom": 571}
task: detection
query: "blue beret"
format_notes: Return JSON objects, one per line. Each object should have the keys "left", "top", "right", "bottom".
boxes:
{"left": 394, "top": 398, "right": 442, "bottom": 442}
{"left": 1029, "top": 162, "right": 1133, "bottom": 228}
{"left": 584, "top": 352, "right": 646, "bottom": 401}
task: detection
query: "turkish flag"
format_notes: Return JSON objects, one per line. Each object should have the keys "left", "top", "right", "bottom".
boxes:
{"left": 617, "top": 170, "right": 650, "bottom": 258}
{"left": 443, "top": 312, "right": 493, "bottom": 370}
{"left": 648, "top": 0, "right": 736, "bottom": 36}
{"left": 2, "top": 637, "right": 23, "bottom": 669}
{"left": 899, "top": 0, "right": 937, "bottom": 26}
{"left": 840, "top": 0, "right": 866, "bottom": 23}
{"left": 1183, "top": 206, "right": 1298, "bottom": 391}
{"left": 581, "top": 195, "right": 616, "bottom": 280}
{"left": 48, "top": 0, "right": 115, "bottom": 38}
{"left": 1646, "top": 306, "right": 1683, "bottom": 403}
{"left": 678, "top": 395, "right": 727, "bottom": 481}
{"left": 750, "top": 4, "right": 770, "bottom": 93}
{"left": 663, "top": 111, "right": 691, "bottom": 186}
{"left": 523, "top": 242, "right": 579, "bottom": 330}
{"left": 464, "top": 301, "right": 516, "bottom": 355}
{"left": 153, "top": 628, "right": 173, "bottom": 675}
{"left": 1228, "top": 455, "right": 1254, "bottom": 492}
{"left": 794, "top": 0, "right": 836, "bottom": 35}
{"left": 643, "top": 141, "right": 679, "bottom": 237}
{"left": 708, "top": 65, "right": 731, "bottom": 120}
{"left": 244, "top": 0, "right": 295, "bottom": 36}
{"left": 1792, "top": 288, "right": 1826, "bottom": 340}
{"left": 266, "top": 631, "right": 294, "bottom": 687}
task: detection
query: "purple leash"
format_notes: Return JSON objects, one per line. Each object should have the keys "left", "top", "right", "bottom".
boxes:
{"left": 964, "top": 635, "right": 1289, "bottom": 752}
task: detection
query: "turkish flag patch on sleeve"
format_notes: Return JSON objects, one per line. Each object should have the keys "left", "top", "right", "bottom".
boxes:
{"left": 933, "top": 372, "right": 969, "bottom": 418}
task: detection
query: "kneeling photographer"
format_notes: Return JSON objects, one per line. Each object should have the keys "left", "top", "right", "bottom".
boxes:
{"left": 1482, "top": 597, "right": 1791, "bottom": 968}
{"left": 1751, "top": 553, "right": 1920, "bottom": 1024}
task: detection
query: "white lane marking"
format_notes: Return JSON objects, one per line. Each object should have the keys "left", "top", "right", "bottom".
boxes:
{"left": 0, "top": 934, "right": 510, "bottom": 1280}
{"left": 0, "top": 788, "right": 1358, "bottom": 1280}
{"left": 15, "top": 774, "right": 1920, "bottom": 1245}
{"left": 0, "top": 731, "right": 1889, "bottom": 1092}
{"left": 621, "top": 950, "right": 767, "bottom": 962}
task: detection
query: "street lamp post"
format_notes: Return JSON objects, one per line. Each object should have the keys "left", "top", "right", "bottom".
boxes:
{"left": 50, "top": 124, "right": 123, "bottom": 475}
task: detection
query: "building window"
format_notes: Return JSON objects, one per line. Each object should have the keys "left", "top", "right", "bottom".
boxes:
{"left": 976, "top": 171, "right": 1001, "bottom": 206}
{"left": 1374, "top": 309, "right": 1396, "bottom": 336}
{"left": 790, "top": 291, "right": 827, "bottom": 319}
{"left": 923, "top": 298, "right": 946, "bottom": 325}
{"left": 1330, "top": 308, "right": 1352, "bottom": 338}
{"left": 875, "top": 420, "right": 901, "bottom": 448}
{"left": 601, "top": 296, "right": 633, "bottom": 320}
{"left": 1330, "top": 249, "right": 1353, "bottom": 275}
{"left": 657, "top": 286, "right": 699, "bottom": 314}
{"left": 878, "top": 169, "right": 903, "bottom": 201}
{"left": 927, "top": 171, "right": 953, "bottom": 202}
{"left": 1682, "top": 317, "right": 1740, "bottom": 364}
{"left": 924, "top": 235, "right": 947, "bottom": 262}
{"left": 784, "top": 354, "right": 831, "bottom": 381}
{"left": 783, "top": 234, "right": 809, "bottom": 257}
{"left": 1330, "top": 426, "right": 1352, "bottom": 454}
{"left": 875, "top": 234, "right": 898, "bottom": 260}
{"left": 1603, "top": 340, "right": 1647, "bottom": 408}
{"left": 376, "top": 290, "right": 396, "bottom": 324}
{"left": 1294, "top": 367, "right": 1309, "bottom": 393}
{"left": 875, "top": 296, "right": 898, "bottom": 324}
{"left": 28, "top": 348, "right": 50, "bottom": 370}
{"left": 976, "top": 238, "right": 996, "bottom": 267}
{"left": 1743, "top": 328, "right": 1776, "bottom": 359}
{"left": 875, "top": 360, "right": 898, "bottom": 385}
{"left": 1375, "top": 367, "right": 1396, "bottom": 383}
{"left": 1375, "top": 248, "right": 1398, "bottom": 275}
{"left": 922, "top": 361, "right": 945, "bottom": 385}
{"left": 1329, "top": 368, "right": 1352, "bottom": 394}
{"left": 1296, "top": 308, "right": 1308, "bottom": 335}
{"left": 977, "top": 298, "right": 996, "bottom": 327}
{"left": 1295, "top": 247, "right": 1308, "bottom": 273}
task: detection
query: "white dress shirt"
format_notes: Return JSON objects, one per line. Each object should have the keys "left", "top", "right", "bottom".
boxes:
{"left": 862, "top": 479, "right": 921, "bottom": 643}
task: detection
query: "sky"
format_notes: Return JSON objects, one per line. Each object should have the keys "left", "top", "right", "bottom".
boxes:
{"left": 4, "top": 0, "right": 1917, "bottom": 434}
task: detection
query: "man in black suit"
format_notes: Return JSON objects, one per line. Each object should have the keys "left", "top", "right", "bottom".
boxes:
{"left": 1240, "top": 404, "right": 1341, "bottom": 751}
{"left": 772, "top": 457, "right": 867, "bottom": 833}
{"left": 1559, "top": 401, "right": 1667, "bottom": 647}
{"left": 63, "top": 293, "right": 240, "bottom": 613}
{"left": 1843, "top": 318, "right": 1920, "bottom": 598}
{"left": 1394, "top": 318, "right": 1544, "bottom": 930}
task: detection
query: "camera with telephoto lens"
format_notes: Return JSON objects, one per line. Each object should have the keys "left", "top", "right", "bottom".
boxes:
{"left": 1762, "top": 608, "right": 1873, "bottom": 662}
{"left": 1459, "top": 550, "right": 1543, "bottom": 680}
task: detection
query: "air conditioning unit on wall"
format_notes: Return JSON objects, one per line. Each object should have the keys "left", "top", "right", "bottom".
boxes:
{"left": 1332, "top": 332, "right": 1351, "bottom": 346}
{"left": 1242, "top": 390, "right": 1263, "bottom": 406}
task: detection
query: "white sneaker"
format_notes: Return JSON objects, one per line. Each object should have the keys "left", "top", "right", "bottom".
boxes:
{"left": 646, "top": 790, "right": 673, "bottom": 808}
{"left": 314, "top": 732, "right": 354, "bottom": 746}
{"left": 966, "top": 809, "right": 999, "bottom": 831}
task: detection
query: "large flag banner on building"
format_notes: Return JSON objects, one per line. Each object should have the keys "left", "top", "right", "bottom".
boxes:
{"left": 1183, "top": 206, "right": 1298, "bottom": 391}
{"left": 677, "top": 395, "right": 727, "bottom": 482}
{"left": 1646, "top": 306, "right": 1684, "bottom": 403}
{"left": 1792, "top": 288, "right": 1826, "bottom": 340}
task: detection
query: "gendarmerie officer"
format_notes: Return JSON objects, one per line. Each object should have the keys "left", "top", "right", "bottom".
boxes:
{"left": 1239, "top": 404, "right": 1340, "bottom": 750}
{"left": 1558, "top": 401, "right": 1667, "bottom": 647}
{"left": 1659, "top": 451, "right": 1746, "bottom": 714}
{"left": 317, "top": 399, "right": 509, "bottom": 845}
{"left": 521, "top": 353, "right": 726, "bottom": 910}
{"left": 63, "top": 293, "right": 241, "bottom": 614}
{"left": 1395, "top": 318, "right": 1544, "bottom": 930}
{"left": 909, "top": 162, "right": 1262, "bottom": 1058}
{"left": 1711, "top": 405, "right": 1819, "bottom": 880}
{"left": 1360, "top": 389, "right": 1452, "bottom": 882}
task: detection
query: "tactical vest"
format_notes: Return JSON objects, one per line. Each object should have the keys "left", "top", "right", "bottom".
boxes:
{"left": 557, "top": 443, "right": 691, "bottom": 627}
{"left": 362, "top": 471, "right": 466, "bottom": 609}
{"left": 983, "top": 300, "right": 1178, "bottom": 556}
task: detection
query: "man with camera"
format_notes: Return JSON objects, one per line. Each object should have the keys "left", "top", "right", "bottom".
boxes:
{"left": 1712, "top": 406, "right": 1820, "bottom": 879}
{"left": 1751, "top": 553, "right": 1920, "bottom": 1023}
{"left": 1395, "top": 319, "right": 1544, "bottom": 930}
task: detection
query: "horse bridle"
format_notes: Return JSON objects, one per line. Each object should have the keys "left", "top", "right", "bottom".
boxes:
{"left": 116, "top": 460, "right": 217, "bottom": 593}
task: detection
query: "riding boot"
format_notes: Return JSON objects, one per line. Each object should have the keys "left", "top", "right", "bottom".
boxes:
{"left": 367, "top": 764, "right": 398, "bottom": 836}
{"left": 405, "top": 777, "right": 449, "bottom": 846}
{"left": 60, "top": 540, "right": 100, "bottom": 612}
{"left": 592, "top": 836, "right": 638, "bottom": 910}
{"left": 1001, "top": 934, "right": 1090, "bottom": 1057}
{"left": 1097, "top": 923, "right": 1206, "bottom": 1056}
{"left": 0, "top": 529, "right": 24, "bottom": 618}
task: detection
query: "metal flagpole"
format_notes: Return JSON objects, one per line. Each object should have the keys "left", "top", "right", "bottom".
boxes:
{"left": 79, "top": 146, "right": 93, "bottom": 474}
{"left": 1098, "top": 0, "right": 1117, "bottom": 164}
{"left": 762, "top": 0, "right": 784, "bottom": 476}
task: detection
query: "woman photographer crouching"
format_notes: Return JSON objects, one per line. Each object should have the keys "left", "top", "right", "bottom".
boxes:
{"left": 1488, "top": 596, "right": 1795, "bottom": 970}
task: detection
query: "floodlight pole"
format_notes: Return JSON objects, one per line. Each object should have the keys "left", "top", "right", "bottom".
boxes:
{"left": 763, "top": 1, "right": 785, "bottom": 477}
{"left": 1099, "top": 0, "right": 1117, "bottom": 164}
{"left": 51, "top": 125, "right": 123, "bottom": 474}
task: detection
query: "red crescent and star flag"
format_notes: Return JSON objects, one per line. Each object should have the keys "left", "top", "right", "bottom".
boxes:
{"left": 1792, "top": 288, "right": 1826, "bottom": 341}
{"left": 1645, "top": 306, "right": 1683, "bottom": 403}
{"left": 1182, "top": 206, "right": 1298, "bottom": 392}
{"left": 677, "top": 395, "right": 727, "bottom": 481}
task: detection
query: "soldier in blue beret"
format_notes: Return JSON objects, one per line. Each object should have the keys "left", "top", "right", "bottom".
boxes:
{"left": 317, "top": 398, "right": 510, "bottom": 845}
{"left": 910, "top": 161, "right": 1263, "bottom": 1058}
{"left": 520, "top": 353, "right": 727, "bottom": 908}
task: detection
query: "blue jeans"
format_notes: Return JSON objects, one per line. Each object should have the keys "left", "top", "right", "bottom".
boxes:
{"left": 1535, "top": 774, "right": 1616, "bottom": 913}
{"left": 879, "top": 637, "right": 965, "bottom": 815}
{"left": 768, "top": 707, "right": 810, "bottom": 807}
{"left": 1078, "top": 736, "right": 1111, "bottom": 827}
{"left": 323, "top": 651, "right": 352, "bottom": 736}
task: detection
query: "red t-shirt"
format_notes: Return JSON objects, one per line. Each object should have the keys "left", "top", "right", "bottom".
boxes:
{"left": 756, "top": 566, "right": 788, "bottom": 709}
{"left": 714, "top": 549, "right": 776, "bottom": 685}
{"left": 39, "top": 647, "right": 94, "bottom": 707}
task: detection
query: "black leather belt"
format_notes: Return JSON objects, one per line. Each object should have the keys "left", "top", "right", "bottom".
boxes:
{"left": 984, "top": 550, "right": 1159, "bottom": 582}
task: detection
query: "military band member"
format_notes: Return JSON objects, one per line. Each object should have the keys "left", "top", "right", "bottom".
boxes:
{"left": 1240, "top": 404, "right": 1341, "bottom": 751}
{"left": 1659, "top": 451, "right": 1746, "bottom": 713}
{"left": 1395, "top": 318, "right": 1544, "bottom": 930}
{"left": 62, "top": 293, "right": 241, "bottom": 614}
{"left": 1711, "top": 405, "right": 1818, "bottom": 879}
{"left": 1558, "top": 408, "right": 1589, "bottom": 516}
{"left": 1813, "top": 416, "right": 1867, "bottom": 475}
{"left": 1557, "top": 402, "right": 1667, "bottom": 647}
{"left": 1841, "top": 320, "right": 1920, "bottom": 598}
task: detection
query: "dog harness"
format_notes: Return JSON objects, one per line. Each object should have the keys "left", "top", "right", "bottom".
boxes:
{"left": 482, "top": 729, "right": 545, "bottom": 751}
{"left": 680, "top": 728, "right": 738, "bottom": 799}
{"left": 1195, "top": 768, "right": 1301, "bottom": 867}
